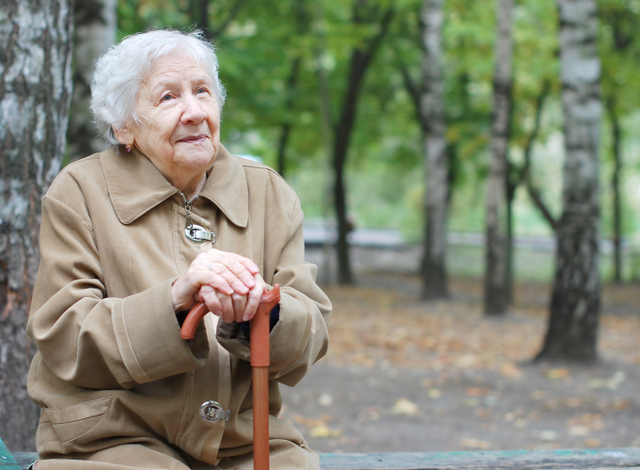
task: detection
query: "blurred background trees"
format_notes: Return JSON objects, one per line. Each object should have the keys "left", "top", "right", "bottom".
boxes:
{"left": 106, "top": 0, "right": 640, "bottom": 359}
{"left": 2, "top": 0, "right": 640, "bottom": 450}
{"left": 67, "top": 0, "right": 116, "bottom": 161}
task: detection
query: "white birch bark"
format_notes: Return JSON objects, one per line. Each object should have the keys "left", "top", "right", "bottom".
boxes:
{"left": 0, "top": 0, "right": 73, "bottom": 449}
{"left": 67, "top": 0, "right": 116, "bottom": 160}
{"left": 484, "top": 0, "right": 513, "bottom": 315}
{"left": 538, "top": 0, "right": 602, "bottom": 361}
{"left": 419, "top": 0, "right": 449, "bottom": 300}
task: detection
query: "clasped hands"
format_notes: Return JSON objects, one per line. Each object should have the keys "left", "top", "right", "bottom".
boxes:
{"left": 171, "top": 249, "right": 266, "bottom": 324}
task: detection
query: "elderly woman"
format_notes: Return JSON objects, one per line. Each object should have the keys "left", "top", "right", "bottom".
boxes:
{"left": 26, "top": 30, "right": 331, "bottom": 470}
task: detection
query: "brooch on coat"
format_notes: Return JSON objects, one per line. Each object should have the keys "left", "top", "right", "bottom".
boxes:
{"left": 179, "top": 193, "right": 216, "bottom": 244}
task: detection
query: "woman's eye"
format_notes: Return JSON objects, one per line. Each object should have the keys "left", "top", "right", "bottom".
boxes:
{"left": 196, "top": 87, "right": 208, "bottom": 94}
{"left": 161, "top": 94, "right": 173, "bottom": 101}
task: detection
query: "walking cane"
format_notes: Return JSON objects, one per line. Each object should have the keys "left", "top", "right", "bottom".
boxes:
{"left": 180, "top": 285, "right": 280, "bottom": 470}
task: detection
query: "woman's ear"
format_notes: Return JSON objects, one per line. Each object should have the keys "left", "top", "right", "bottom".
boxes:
{"left": 113, "top": 125, "right": 133, "bottom": 146}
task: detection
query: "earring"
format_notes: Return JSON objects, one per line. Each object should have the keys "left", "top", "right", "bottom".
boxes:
{"left": 125, "top": 144, "right": 132, "bottom": 153}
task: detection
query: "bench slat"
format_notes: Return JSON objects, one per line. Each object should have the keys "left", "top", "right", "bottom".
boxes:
{"left": 5, "top": 445, "right": 640, "bottom": 470}
{"left": 0, "top": 438, "right": 21, "bottom": 470}
{"left": 10, "top": 454, "right": 33, "bottom": 470}
{"left": 319, "top": 448, "right": 640, "bottom": 470}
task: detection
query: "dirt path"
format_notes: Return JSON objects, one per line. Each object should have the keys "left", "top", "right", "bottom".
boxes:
{"left": 279, "top": 273, "right": 640, "bottom": 453}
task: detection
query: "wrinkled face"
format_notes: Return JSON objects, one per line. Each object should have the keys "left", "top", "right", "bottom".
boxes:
{"left": 116, "top": 49, "right": 221, "bottom": 191}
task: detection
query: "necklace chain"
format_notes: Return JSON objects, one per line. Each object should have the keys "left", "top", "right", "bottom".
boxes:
{"left": 178, "top": 192, "right": 198, "bottom": 229}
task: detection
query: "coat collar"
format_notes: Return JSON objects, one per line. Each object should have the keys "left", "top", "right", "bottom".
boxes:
{"left": 101, "top": 144, "right": 249, "bottom": 228}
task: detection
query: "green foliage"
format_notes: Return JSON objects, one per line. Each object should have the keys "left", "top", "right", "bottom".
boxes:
{"left": 114, "top": 0, "right": 640, "bottom": 258}
{"left": 599, "top": 0, "right": 640, "bottom": 113}
{"left": 597, "top": 0, "right": 640, "bottom": 242}
{"left": 117, "top": 0, "right": 191, "bottom": 37}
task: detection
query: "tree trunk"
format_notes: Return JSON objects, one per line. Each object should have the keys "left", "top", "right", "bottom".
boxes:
{"left": 484, "top": 0, "right": 513, "bottom": 316}
{"left": 197, "top": 0, "right": 210, "bottom": 36}
{"left": 536, "top": 0, "right": 602, "bottom": 362}
{"left": 507, "top": 81, "right": 552, "bottom": 304}
{"left": 67, "top": 0, "right": 115, "bottom": 161}
{"left": 313, "top": 1, "right": 336, "bottom": 286}
{"left": 419, "top": 0, "right": 449, "bottom": 300}
{"left": 333, "top": 3, "right": 394, "bottom": 285}
{"left": 521, "top": 80, "right": 557, "bottom": 231}
{"left": 189, "top": 0, "right": 211, "bottom": 38}
{"left": 276, "top": 0, "right": 307, "bottom": 178}
{"left": 276, "top": 56, "right": 300, "bottom": 178}
{"left": 196, "top": 0, "right": 247, "bottom": 41}
{"left": 606, "top": 96, "right": 622, "bottom": 283}
{"left": 506, "top": 171, "right": 515, "bottom": 304}
{"left": 0, "top": 0, "right": 74, "bottom": 450}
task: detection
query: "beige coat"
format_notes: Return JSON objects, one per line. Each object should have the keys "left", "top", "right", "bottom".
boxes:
{"left": 26, "top": 146, "right": 331, "bottom": 468}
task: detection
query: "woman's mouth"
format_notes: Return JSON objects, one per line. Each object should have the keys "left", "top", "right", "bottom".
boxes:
{"left": 177, "top": 134, "right": 208, "bottom": 144}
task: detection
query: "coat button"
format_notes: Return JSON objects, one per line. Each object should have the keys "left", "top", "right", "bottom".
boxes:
{"left": 200, "top": 400, "right": 230, "bottom": 422}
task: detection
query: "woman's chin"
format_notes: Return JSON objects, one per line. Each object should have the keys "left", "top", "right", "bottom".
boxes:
{"left": 176, "top": 145, "right": 217, "bottom": 168}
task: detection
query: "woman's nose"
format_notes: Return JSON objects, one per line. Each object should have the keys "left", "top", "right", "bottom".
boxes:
{"left": 181, "top": 94, "right": 207, "bottom": 123}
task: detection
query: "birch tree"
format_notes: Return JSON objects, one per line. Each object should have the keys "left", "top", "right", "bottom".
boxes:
{"left": 419, "top": 0, "right": 449, "bottom": 300}
{"left": 537, "top": 0, "right": 602, "bottom": 361}
{"left": 484, "top": 0, "right": 513, "bottom": 315}
{"left": 0, "top": 0, "right": 74, "bottom": 450}
{"left": 67, "top": 0, "right": 116, "bottom": 161}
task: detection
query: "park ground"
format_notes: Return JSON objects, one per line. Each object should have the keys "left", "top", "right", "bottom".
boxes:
{"left": 278, "top": 268, "right": 640, "bottom": 454}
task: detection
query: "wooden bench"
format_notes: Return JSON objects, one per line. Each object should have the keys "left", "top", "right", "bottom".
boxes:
{"left": 3, "top": 438, "right": 640, "bottom": 469}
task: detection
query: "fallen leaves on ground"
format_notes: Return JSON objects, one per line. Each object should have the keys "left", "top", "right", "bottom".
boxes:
{"left": 546, "top": 368, "right": 570, "bottom": 380}
{"left": 460, "top": 437, "right": 492, "bottom": 449}
{"left": 392, "top": 398, "right": 419, "bottom": 415}
{"left": 323, "top": 281, "right": 543, "bottom": 371}
{"left": 287, "top": 274, "right": 640, "bottom": 451}
{"left": 292, "top": 413, "right": 343, "bottom": 439}
{"left": 323, "top": 275, "right": 640, "bottom": 370}
{"left": 299, "top": 274, "right": 640, "bottom": 451}
{"left": 589, "top": 371, "right": 625, "bottom": 390}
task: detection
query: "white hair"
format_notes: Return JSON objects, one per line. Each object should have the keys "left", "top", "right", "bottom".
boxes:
{"left": 90, "top": 29, "right": 226, "bottom": 146}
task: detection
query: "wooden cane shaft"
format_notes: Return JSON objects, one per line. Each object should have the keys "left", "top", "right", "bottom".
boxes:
{"left": 250, "top": 284, "right": 279, "bottom": 367}
{"left": 180, "top": 284, "right": 280, "bottom": 470}
{"left": 250, "top": 285, "right": 279, "bottom": 469}
{"left": 252, "top": 366, "right": 270, "bottom": 470}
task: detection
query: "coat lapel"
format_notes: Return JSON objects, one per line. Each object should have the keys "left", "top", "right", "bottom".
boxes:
{"left": 101, "top": 145, "right": 249, "bottom": 228}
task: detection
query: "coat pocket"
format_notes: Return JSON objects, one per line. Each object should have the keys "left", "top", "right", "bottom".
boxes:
{"left": 42, "top": 396, "right": 113, "bottom": 445}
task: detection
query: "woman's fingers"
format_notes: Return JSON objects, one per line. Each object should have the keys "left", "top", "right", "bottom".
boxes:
{"left": 172, "top": 268, "right": 235, "bottom": 312}
{"left": 200, "top": 249, "right": 259, "bottom": 293}
{"left": 198, "top": 285, "right": 223, "bottom": 316}
{"left": 217, "top": 293, "right": 235, "bottom": 324}
{"left": 230, "top": 293, "right": 248, "bottom": 323}
{"left": 201, "top": 287, "right": 244, "bottom": 325}
{"left": 201, "top": 274, "right": 266, "bottom": 324}
{"left": 192, "top": 269, "right": 235, "bottom": 296}
{"left": 242, "top": 274, "right": 265, "bottom": 322}
{"left": 208, "top": 261, "right": 251, "bottom": 295}
{"left": 172, "top": 248, "right": 264, "bottom": 316}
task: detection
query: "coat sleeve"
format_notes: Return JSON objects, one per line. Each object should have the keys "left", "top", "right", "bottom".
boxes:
{"left": 27, "top": 195, "right": 209, "bottom": 390}
{"left": 217, "top": 194, "right": 332, "bottom": 387}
